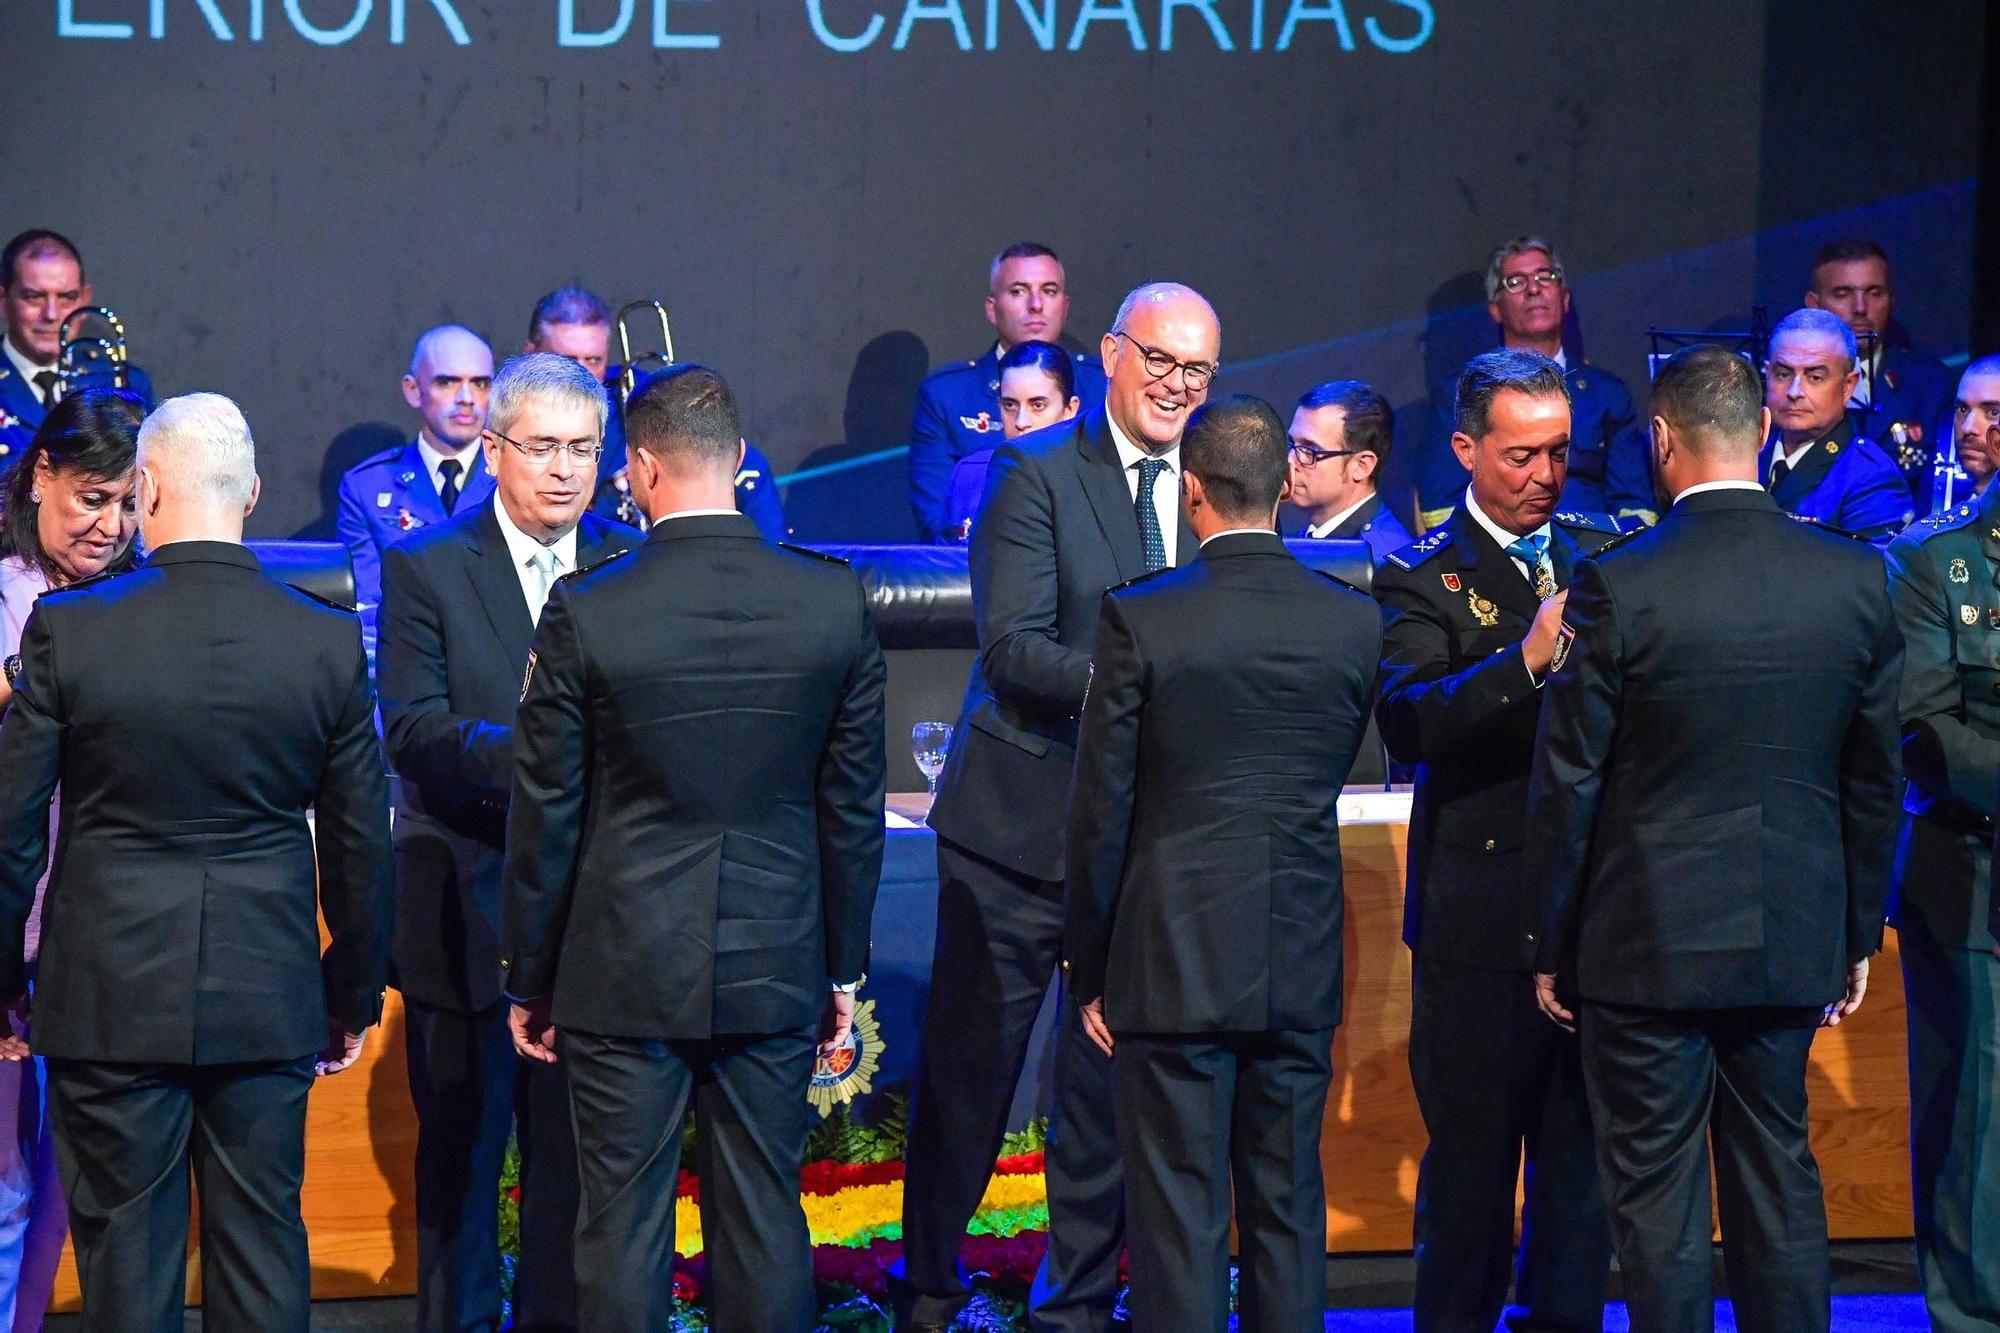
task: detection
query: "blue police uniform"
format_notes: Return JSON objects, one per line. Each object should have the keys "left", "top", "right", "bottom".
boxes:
{"left": 0, "top": 360, "right": 157, "bottom": 461}
{"left": 1417, "top": 357, "right": 1651, "bottom": 530}
{"left": 1846, "top": 344, "right": 1958, "bottom": 515}
{"left": 1297, "top": 493, "right": 1414, "bottom": 566}
{"left": 908, "top": 345, "right": 1107, "bottom": 542}
{"left": 589, "top": 377, "right": 787, "bottom": 542}
{"left": 335, "top": 440, "right": 499, "bottom": 657}
{"left": 1759, "top": 417, "right": 1913, "bottom": 543}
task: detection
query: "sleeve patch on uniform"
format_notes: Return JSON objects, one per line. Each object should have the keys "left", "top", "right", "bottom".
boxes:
{"left": 520, "top": 650, "right": 537, "bottom": 701}
{"left": 1550, "top": 622, "right": 1576, "bottom": 675}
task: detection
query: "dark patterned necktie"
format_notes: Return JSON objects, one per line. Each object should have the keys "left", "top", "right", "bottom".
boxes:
{"left": 1135, "top": 458, "right": 1169, "bottom": 572}
{"left": 437, "top": 458, "right": 463, "bottom": 517}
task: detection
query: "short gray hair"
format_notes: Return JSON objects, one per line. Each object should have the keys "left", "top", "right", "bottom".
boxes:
{"left": 1454, "top": 349, "right": 1570, "bottom": 439}
{"left": 487, "top": 352, "right": 609, "bottom": 439}
{"left": 136, "top": 392, "right": 257, "bottom": 507}
{"left": 1769, "top": 307, "right": 1858, "bottom": 370}
{"left": 1484, "top": 235, "right": 1565, "bottom": 303}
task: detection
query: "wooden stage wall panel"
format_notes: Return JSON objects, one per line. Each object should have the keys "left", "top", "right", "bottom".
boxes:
{"left": 50, "top": 819, "right": 1914, "bottom": 1310}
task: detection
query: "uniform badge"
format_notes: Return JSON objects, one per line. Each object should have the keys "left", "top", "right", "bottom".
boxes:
{"left": 1825, "top": 440, "right": 1841, "bottom": 456}
{"left": 1550, "top": 621, "right": 1576, "bottom": 674}
{"left": 958, "top": 412, "right": 1000, "bottom": 434}
{"left": 520, "top": 650, "right": 537, "bottom": 701}
{"left": 1883, "top": 368, "right": 1901, "bottom": 391}
{"left": 376, "top": 492, "right": 392, "bottom": 508}
{"left": 397, "top": 468, "right": 417, "bottom": 484}
{"left": 1442, "top": 573, "right": 1462, "bottom": 592}
{"left": 1467, "top": 588, "right": 1500, "bottom": 627}
{"left": 396, "top": 507, "right": 423, "bottom": 532}
{"left": 1988, "top": 608, "right": 2000, "bottom": 629}
{"left": 1990, "top": 527, "right": 2000, "bottom": 542}
{"left": 809, "top": 999, "right": 884, "bottom": 1117}
{"left": 1962, "top": 605, "right": 1979, "bottom": 627}
{"left": 1575, "top": 378, "right": 1587, "bottom": 392}
{"left": 1950, "top": 557, "right": 1970, "bottom": 584}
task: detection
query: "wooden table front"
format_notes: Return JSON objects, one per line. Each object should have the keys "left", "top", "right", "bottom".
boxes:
{"left": 48, "top": 812, "right": 1914, "bottom": 1309}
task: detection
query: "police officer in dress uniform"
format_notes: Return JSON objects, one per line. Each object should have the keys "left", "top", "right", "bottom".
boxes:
{"left": 335, "top": 325, "right": 498, "bottom": 657}
{"left": 1415, "top": 237, "right": 1650, "bottom": 529}
{"left": 1286, "top": 379, "right": 1412, "bottom": 564}
{"left": 1802, "top": 239, "right": 1957, "bottom": 513}
{"left": 1760, "top": 307, "right": 1912, "bottom": 543}
{"left": 1884, "top": 353, "right": 2000, "bottom": 1333}
{"left": 0, "top": 230, "right": 156, "bottom": 462}
{"left": 907, "top": 242, "right": 1107, "bottom": 542}
{"left": 1375, "top": 349, "right": 1619, "bottom": 1333}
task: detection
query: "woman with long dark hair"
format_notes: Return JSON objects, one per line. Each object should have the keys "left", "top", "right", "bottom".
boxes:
{"left": 0, "top": 387, "right": 141, "bottom": 1331}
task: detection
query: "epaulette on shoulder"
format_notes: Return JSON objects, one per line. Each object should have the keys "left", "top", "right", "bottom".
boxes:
{"left": 1908, "top": 502, "right": 1979, "bottom": 538}
{"left": 52, "top": 568, "right": 121, "bottom": 596}
{"left": 1589, "top": 525, "right": 1648, "bottom": 557}
{"left": 1552, "top": 510, "right": 1624, "bottom": 535}
{"left": 355, "top": 443, "right": 405, "bottom": 468}
{"left": 558, "top": 546, "right": 636, "bottom": 583}
{"left": 289, "top": 583, "right": 358, "bottom": 614}
{"left": 1110, "top": 566, "right": 1174, "bottom": 593}
{"left": 1383, "top": 527, "right": 1452, "bottom": 571}
{"left": 778, "top": 542, "right": 850, "bottom": 565}
{"left": 1788, "top": 513, "right": 1872, "bottom": 542}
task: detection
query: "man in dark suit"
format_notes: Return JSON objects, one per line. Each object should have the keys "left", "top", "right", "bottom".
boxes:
{"left": 0, "top": 392, "right": 393, "bottom": 1333}
{"left": 1526, "top": 345, "right": 1902, "bottom": 1332}
{"left": 1883, "top": 353, "right": 2000, "bottom": 1332}
{"left": 1374, "top": 348, "right": 1623, "bottom": 1333}
{"left": 501, "top": 364, "right": 885, "bottom": 1333}
{"left": 1286, "top": 378, "right": 1412, "bottom": 563}
{"left": 336, "top": 325, "right": 498, "bottom": 657}
{"left": 907, "top": 242, "right": 1108, "bottom": 542}
{"left": 1065, "top": 395, "right": 1380, "bottom": 1331}
{"left": 902, "top": 282, "right": 1218, "bottom": 1333}
{"left": 380, "top": 353, "right": 642, "bottom": 1333}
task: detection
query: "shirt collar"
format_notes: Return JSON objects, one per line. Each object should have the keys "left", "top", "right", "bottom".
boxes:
{"left": 1107, "top": 414, "right": 1180, "bottom": 474}
{"left": 1673, "top": 479, "right": 1766, "bottom": 504}
{"left": 1463, "top": 485, "right": 1548, "bottom": 554}
{"left": 652, "top": 507, "right": 740, "bottom": 523}
{"left": 3, "top": 335, "right": 51, "bottom": 386}
{"left": 416, "top": 434, "right": 483, "bottom": 485}
{"left": 1308, "top": 492, "right": 1376, "bottom": 538}
{"left": 1551, "top": 347, "right": 1569, "bottom": 371}
{"left": 1199, "top": 526, "right": 1276, "bottom": 547}
{"left": 491, "top": 493, "right": 578, "bottom": 573}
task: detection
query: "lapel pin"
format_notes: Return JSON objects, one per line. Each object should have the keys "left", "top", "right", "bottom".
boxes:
{"left": 1962, "top": 605, "right": 1979, "bottom": 627}
{"left": 1442, "top": 573, "right": 1461, "bottom": 592}
{"left": 1950, "top": 557, "right": 1971, "bottom": 584}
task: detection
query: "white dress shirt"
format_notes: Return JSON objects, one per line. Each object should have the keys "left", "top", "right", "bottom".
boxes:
{"left": 1672, "top": 479, "right": 1766, "bottom": 504}
{"left": 1772, "top": 436, "right": 1818, "bottom": 479}
{"left": 491, "top": 496, "right": 577, "bottom": 625}
{"left": 1462, "top": 486, "right": 1549, "bottom": 585}
{"left": 1198, "top": 527, "right": 1275, "bottom": 548}
{"left": 3, "top": 336, "right": 56, "bottom": 404}
{"left": 1306, "top": 493, "right": 1376, "bottom": 539}
{"left": 1106, "top": 416, "right": 1181, "bottom": 567}
{"left": 417, "top": 435, "right": 485, "bottom": 504}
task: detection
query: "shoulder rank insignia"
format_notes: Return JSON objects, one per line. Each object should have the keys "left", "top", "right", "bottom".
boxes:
{"left": 562, "top": 547, "right": 636, "bottom": 582}
{"left": 1466, "top": 587, "right": 1500, "bottom": 627}
{"left": 1950, "top": 557, "right": 1970, "bottom": 584}
{"left": 778, "top": 542, "right": 850, "bottom": 565}
{"left": 1110, "top": 566, "right": 1173, "bottom": 592}
{"left": 1384, "top": 527, "right": 1452, "bottom": 571}
{"left": 1552, "top": 510, "right": 1624, "bottom": 535}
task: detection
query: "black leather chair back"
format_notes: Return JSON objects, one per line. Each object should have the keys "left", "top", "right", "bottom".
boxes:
{"left": 246, "top": 539, "right": 357, "bottom": 609}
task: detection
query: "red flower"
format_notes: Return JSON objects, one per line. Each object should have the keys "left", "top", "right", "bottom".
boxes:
{"left": 671, "top": 1256, "right": 706, "bottom": 1302}
{"left": 676, "top": 1168, "right": 700, "bottom": 1202}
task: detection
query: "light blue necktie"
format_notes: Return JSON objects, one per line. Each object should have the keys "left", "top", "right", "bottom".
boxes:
{"left": 1135, "top": 459, "right": 1170, "bottom": 572}
{"left": 1505, "top": 530, "right": 1556, "bottom": 600}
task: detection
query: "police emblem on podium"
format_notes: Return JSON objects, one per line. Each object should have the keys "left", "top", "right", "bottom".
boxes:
{"left": 809, "top": 999, "right": 884, "bottom": 1117}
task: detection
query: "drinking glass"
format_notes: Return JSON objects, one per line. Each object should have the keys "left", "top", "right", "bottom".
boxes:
{"left": 911, "top": 721, "right": 953, "bottom": 824}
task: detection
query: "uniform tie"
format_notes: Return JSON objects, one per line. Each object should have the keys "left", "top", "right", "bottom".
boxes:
{"left": 1135, "top": 457, "right": 1170, "bottom": 573}
{"left": 31, "top": 371, "right": 58, "bottom": 409}
{"left": 1505, "top": 531, "right": 1556, "bottom": 600}
{"left": 526, "top": 549, "right": 555, "bottom": 624}
{"left": 436, "top": 458, "right": 463, "bottom": 517}
{"left": 1769, "top": 453, "right": 1792, "bottom": 489}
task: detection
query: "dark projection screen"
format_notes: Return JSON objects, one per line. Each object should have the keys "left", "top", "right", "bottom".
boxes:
{"left": 3, "top": 0, "right": 1984, "bottom": 538}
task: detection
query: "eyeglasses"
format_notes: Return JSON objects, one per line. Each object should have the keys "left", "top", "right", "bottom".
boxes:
{"left": 1288, "top": 442, "right": 1361, "bottom": 467}
{"left": 488, "top": 428, "right": 603, "bottom": 466}
{"left": 1113, "top": 331, "right": 1218, "bottom": 391}
{"left": 1498, "top": 268, "right": 1565, "bottom": 294}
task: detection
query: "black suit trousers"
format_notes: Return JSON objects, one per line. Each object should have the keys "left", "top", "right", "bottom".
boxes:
{"left": 46, "top": 1055, "right": 314, "bottom": 1333}
{"left": 1115, "top": 1029, "right": 1333, "bottom": 1333}
{"left": 1408, "top": 957, "right": 1607, "bottom": 1333}
{"left": 563, "top": 1025, "right": 816, "bottom": 1333}
{"left": 404, "top": 999, "right": 578, "bottom": 1333}
{"left": 1580, "top": 1002, "right": 1830, "bottom": 1333}
{"left": 900, "top": 836, "right": 1123, "bottom": 1331}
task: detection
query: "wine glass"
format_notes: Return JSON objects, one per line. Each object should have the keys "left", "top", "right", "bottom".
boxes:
{"left": 911, "top": 721, "right": 954, "bottom": 824}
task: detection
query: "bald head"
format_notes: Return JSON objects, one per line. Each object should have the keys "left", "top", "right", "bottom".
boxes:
{"left": 1101, "top": 282, "right": 1221, "bottom": 453}
{"left": 402, "top": 324, "right": 494, "bottom": 452}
